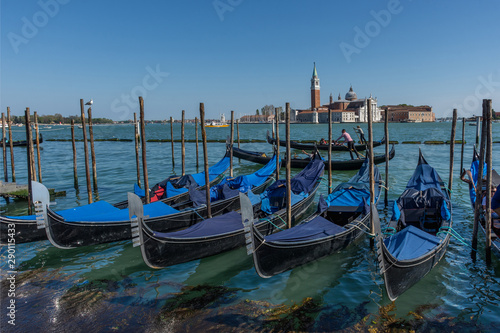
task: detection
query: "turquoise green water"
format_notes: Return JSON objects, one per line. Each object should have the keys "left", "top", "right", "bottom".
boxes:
{"left": 1, "top": 122, "right": 499, "bottom": 331}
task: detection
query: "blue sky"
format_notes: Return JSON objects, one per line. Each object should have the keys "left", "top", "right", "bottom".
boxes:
{"left": 1, "top": 0, "right": 499, "bottom": 120}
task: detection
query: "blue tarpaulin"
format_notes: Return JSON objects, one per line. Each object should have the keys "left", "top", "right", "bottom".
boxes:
{"left": 60, "top": 201, "right": 180, "bottom": 222}
{"left": 153, "top": 211, "right": 242, "bottom": 238}
{"left": 384, "top": 225, "right": 441, "bottom": 260}
{"left": 265, "top": 215, "right": 345, "bottom": 242}
{"left": 189, "top": 155, "right": 278, "bottom": 206}
{"left": 265, "top": 155, "right": 324, "bottom": 195}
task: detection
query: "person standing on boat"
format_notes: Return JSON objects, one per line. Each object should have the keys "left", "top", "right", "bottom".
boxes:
{"left": 353, "top": 125, "right": 367, "bottom": 144}
{"left": 335, "top": 129, "right": 360, "bottom": 159}
{"left": 492, "top": 184, "right": 500, "bottom": 217}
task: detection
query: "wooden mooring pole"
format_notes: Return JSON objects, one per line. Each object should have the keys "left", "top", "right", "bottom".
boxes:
{"left": 328, "top": 106, "right": 332, "bottom": 194}
{"left": 80, "top": 99, "right": 92, "bottom": 204}
{"left": 71, "top": 119, "right": 78, "bottom": 188}
{"left": 24, "top": 108, "right": 33, "bottom": 214}
{"left": 29, "top": 121, "right": 36, "bottom": 182}
{"left": 471, "top": 102, "right": 487, "bottom": 260}
{"left": 170, "top": 116, "right": 175, "bottom": 169}
{"left": 485, "top": 99, "right": 492, "bottom": 264}
{"left": 384, "top": 106, "right": 389, "bottom": 207}
{"left": 2, "top": 113, "right": 7, "bottom": 182}
{"left": 88, "top": 107, "right": 98, "bottom": 191}
{"left": 195, "top": 117, "right": 199, "bottom": 168}
{"left": 368, "top": 98, "right": 375, "bottom": 248}
{"left": 34, "top": 112, "right": 42, "bottom": 183}
{"left": 285, "top": 102, "right": 292, "bottom": 229}
{"left": 236, "top": 119, "right": 240, "bottom": 149}
{"left": 448, "top": 109, "right": 457, "bottom": 197}
{"left": 181, "top": 110, "right": 185, "bottom": 176}
{"left": 200, "top": 103, "right": 211, "bottom": 218}
{"left": 139, "top": 97, "right": 149, "bottom": 204}
{"left": 230, "top": 110, "right": 234, "bottom": 177}
{"left": 460, "top": 117, "right": 465, "bottom": 173}
{"left": 7, "top": 107, "right": 15, "bottom": 182}
{"left": 275, "top": 108, "right": 280, "bottom": 181}
{"left": 134, "top": 113, "right": 141, "bottom": 187}
{"left": 476, "top": 116, "right": 480, "bottom": 145}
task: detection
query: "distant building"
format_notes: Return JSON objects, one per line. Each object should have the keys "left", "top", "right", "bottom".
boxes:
{"left": 381, "top": 105, "right": 435, "bottom": 122}
{"left": 239, "top": 114, "right": 274, "bottom": 123}
{"left": 296, "top": 63, "right": 382, "bottom": 123}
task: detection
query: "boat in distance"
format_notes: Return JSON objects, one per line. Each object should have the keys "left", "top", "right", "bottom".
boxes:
{"left": 267, "top": 130, "right": 385, "bottom": 152}
{"left": 232, "top": 144, "right": 395, "bottom": 170}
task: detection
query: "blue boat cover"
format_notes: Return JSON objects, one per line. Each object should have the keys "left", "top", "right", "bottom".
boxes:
{"left": 143, "top": 151, "right": 231, "bottom": 201}
{"left": 265, "top": 215, "right": 345, "bottom": 242}
{"left": 265, "top": 155, "right": 324, "bottom": 195}
{"left": 153, "top": 211, "right": 242, "bottom": 239}
{"left": 218, "top": 155, "right": 278, "bottom": 193}
{"left": 384, "top": 225, "right": 441, "bottom": 260}
{"left": 405, "top": 162, "right": 444, "bottom": 193}
{"left": 189, "top": 156, "right": 277, "bottom": 206}
{"left": 321, "top": 158, "right": 380, "bottom": 212}
{"left": 260, "top": 190, "right": 307, "bottom": 214}
{"left": 469, "top": 155, "right": 487, "bottom": 205}
{"left": 391, "top": 153, "right": 451, "bottom": 222}
{"left": 59, "top": 201, "right": 179, "bottom": 222}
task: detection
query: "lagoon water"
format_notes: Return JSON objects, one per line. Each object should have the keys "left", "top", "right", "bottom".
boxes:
{"left": 1, "top": 122, "right": 499, "bottom": 331}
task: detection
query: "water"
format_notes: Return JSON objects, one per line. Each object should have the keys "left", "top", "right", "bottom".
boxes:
{"left": 1, "top": 122, "right": 499, "bottom": 332}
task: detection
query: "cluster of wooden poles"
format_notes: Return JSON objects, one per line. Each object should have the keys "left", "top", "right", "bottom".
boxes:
{"left": 2, "top": 108, "right": 44, "bottom": 208}
{"left": 471, "top": 99, "right": 495, "bottom": 264}
{"left": 2, "top": 98, "right": 495, "bottom": 260}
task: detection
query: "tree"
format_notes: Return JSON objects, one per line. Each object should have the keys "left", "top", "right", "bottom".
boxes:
{"left": 256, "top": 109, "right": 260, "bottom": 116}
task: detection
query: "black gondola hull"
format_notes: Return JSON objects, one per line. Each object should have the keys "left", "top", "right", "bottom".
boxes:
{"left": 0, "top": 158, "right": 231, "bottom": 244}
{"left": 0, "top": 217, "right": 46, "bottom": 244}
{"left": 267, "top": 132, "right": 385, "bottom": 152}
{"left": 378, "top": 235, "right": 450, "bottom": 301}
{"left": 252, "top": 214, "right": 370, "bottom": 277}
{"left": 140, "top": 183, "right": 319, "bottom": 268}
{"left": 44, "top": 179, "right": 273, "bottom": 248}
{"left": 233, "top": 145, "right": 395, "bottom": 170}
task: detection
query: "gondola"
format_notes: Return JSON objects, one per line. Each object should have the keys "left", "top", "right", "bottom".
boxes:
{"left": 134, "top": 152, "right": 325, "bottom": 268}
{"left": 0, "top": 133, "right": 43, "bottom": 148}
{"left": 267, "top": 130, "right": 384, "bottom": 151}
{"left": 33, "top": 155, "right": 278, "bottom": 248}
{"left": 247, "top": 158, "right": 381, "bottom": 278}
{"left": 0, "top": 147, "right": 231, "bottom": 244}
{"left": 232, "top": 144, "right": 395, "bottom": 170}
{"left": 375, "top": 150, "right": 452, "bottom": 301}
{"left": 463, "top": 149, "right": 500, "bottom": 257}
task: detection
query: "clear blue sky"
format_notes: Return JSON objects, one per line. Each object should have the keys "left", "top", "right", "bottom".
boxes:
{"left": 1, "top": 0, "right": 499, "bottom": 121}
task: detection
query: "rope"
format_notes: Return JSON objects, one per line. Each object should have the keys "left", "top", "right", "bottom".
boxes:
{"left": 382, "top": 226, "right": 396, "bottom": 236}
{"left": 260, "top": 216, "right": 285, "bottom": 231}
{"left": 437, "top": 226, "right": 477, "bottom": 251}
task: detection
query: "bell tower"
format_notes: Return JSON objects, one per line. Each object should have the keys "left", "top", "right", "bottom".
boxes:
{"left": 310, "top": 62, "right": 320, "bottom": 110}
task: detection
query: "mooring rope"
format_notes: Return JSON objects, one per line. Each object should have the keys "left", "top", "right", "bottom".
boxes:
{"left": 437, "top": 226, "right": 476, "bottom": 251}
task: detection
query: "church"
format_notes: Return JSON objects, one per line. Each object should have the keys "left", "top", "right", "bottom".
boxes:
{"left": 295, "top": 63, "right": 382, "bottom": 123}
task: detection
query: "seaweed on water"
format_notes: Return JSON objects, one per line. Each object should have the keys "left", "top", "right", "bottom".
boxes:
{"left": 314, "top": 301, "right": 370, "bottom": 331}
{"left": 158, "top": 284, "right": 238, "bottom": 321}
{"left": 262, "top": 297, "right": 321, "bottom": 332}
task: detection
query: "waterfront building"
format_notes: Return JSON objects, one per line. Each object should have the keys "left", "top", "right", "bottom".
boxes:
{"left": 381, "top": 105, "right": 436, "bottom": 122}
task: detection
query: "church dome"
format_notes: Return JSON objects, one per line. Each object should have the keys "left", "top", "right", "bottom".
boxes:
{"left": 345, "top": 86, "right": 357, "bottom": 101}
